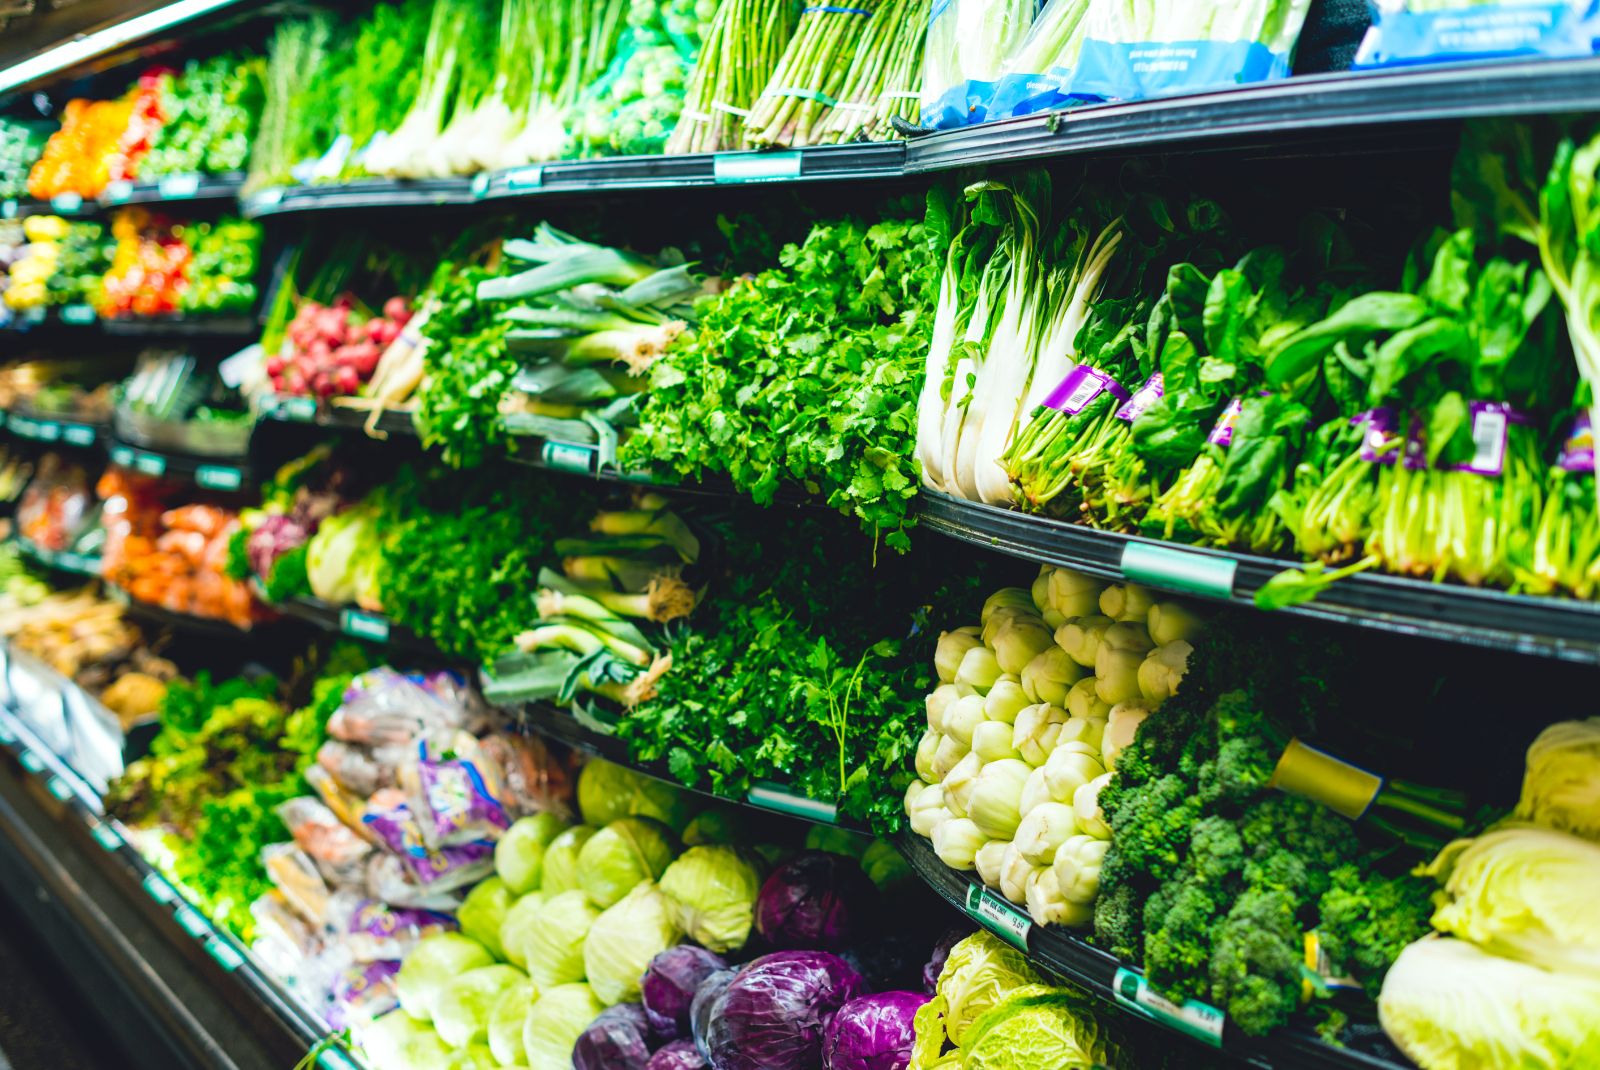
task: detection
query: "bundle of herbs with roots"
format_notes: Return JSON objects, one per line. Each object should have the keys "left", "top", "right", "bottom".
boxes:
{"left": 667, "top": 0, "right": 799, "bottom": 154}
{"left": 482, "top": 493, "right": 701, "bottom": 716}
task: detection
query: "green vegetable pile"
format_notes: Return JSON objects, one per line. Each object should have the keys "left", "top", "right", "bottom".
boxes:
{"left": 619, "top": 513, "right": 977, "bottom": 829}
{"left": 104, "top": 648, "right": 367, "bottom": 939}
{"left": 179, "top": 218, "right": 262, "bottom": 314}
{"left": 0, "top": 118, "right": 50, "bottom": 201}
{"left": 44, "top": 221, "right": 112, "bottom": 308}
{"left": 376, "top": 465, "right": 584, "bottom": 663}
{"left": 622, "top": 204, "right": 942, "bottom": 553}
{"left": 414, "top": 261, "right": 517, "bottom": 470}
{"left": 1092, "top": 629, "right": 1437, "bottom": 1036}
{"left": 142, "top": 53, "right": 265, "bottom": 177}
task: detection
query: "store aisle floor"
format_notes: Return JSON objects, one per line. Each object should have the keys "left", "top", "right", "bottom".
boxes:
{"left": 0, "top": 887, "right": 130, "bottom": 1070}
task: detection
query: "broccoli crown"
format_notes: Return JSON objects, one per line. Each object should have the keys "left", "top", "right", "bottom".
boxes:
{"left": 1093, "top": 879, "right": 1145, "bottom": 964}
{"left": 1107, "top": 773, "right": 1205, "bottom": 886}
{"left": 1187, "top": 815, "right": 1245, "bottom": 885}
{"left": 1208, "top": 887, "right": 1306, "bottom": 1036}
{"left": 1316, "top": 864, "right": 1434, "bottom": 999}
{"left": 1143, "top": 880, "right": 1220, "bottom": 1004}
{"left": 1199, "top": 734, "right": 1277, "bottom": 807}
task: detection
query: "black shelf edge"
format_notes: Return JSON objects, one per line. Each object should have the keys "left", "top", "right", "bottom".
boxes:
{"left": 107, "top": 437, "right": 253, "bottom": 492}
{"left": 903, "top": 56, "right": 1600, "bottom": 173}
{"left": 917, "top": 490, "right": 1600, "bottom": 664}
{"left": 0, "top": 701, "right": 365, "bottom": 1070}
{"left": 273, "top": 594, "right": 444, "bottom": 658}
{"left": 99, "top": 315, "right": 258, "bottom": 338}
{"left": 12, "top": 534, "right": 103, "bottom": 577}
{"left": 100, "top": 172, "right": 247, "bottom": 209}
{"left": 108, "top": 588, "right": 262, "bottom": 638}
{"left": 894, "top": 831, "right": 1411, "bottom": 1070}
{"left": 255, "top": 393, "right": 418, "bottom": 438}
{"left": 1, "top": 194, "right": 97, "bottom": 219}
{"left": 242, "top": 177, "right": 479, "bottom": 218}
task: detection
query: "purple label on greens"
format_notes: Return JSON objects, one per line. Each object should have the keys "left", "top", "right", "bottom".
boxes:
{"left": 349, "top": 899, "right": 456, "bottom": 939}
{"left": 1352, "top": 407, "right": 1400, "bottom": 465}
{"left": 417, "top": 756, "right": 511, "bottom": 844}
{"left": 1558, "top": 413, "right": 1595, "bottom": 474}
{"left": 1402, "top": 401, "right": 1530, "bottom": 476}
{"left": 1115, "top": 373, "right": 1164, "bottom": 422}
{"left": 1207, "top": 397, "right": 1245, "bottom": 448}
{"left": 1043, "top": 364, "right": 1130, "bottom": 416}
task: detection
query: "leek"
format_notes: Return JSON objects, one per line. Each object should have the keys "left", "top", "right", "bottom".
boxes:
{"left": 589, "top": 509, "right": 700, "bottom": 563}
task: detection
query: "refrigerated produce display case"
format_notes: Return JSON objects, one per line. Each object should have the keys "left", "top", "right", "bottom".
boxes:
{"left": 4, "top": 3, "right": 1600, "bottom": 1070}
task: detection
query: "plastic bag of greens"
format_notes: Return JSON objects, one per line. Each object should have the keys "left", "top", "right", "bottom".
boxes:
{"left": 1069, "top": 0, "right": 1315, "bottom": 102}
{"left": 986, "top": 0, "right": 1095, "bottom": 120}
{"left": 1354, "top": 0, "right": 1600, "bottom": 69}
{"left": 920, "top": 0, "right": 1039, "bottom": 129}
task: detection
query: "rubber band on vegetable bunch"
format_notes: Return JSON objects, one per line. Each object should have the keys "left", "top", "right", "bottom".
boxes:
{"left": 667, "top": 0, "right": 799, "bottom": 154}
{"left": 745, "top": 1, "right": 882, "bottom": 148}
{"left": 810, "top": 0, "right": 930, "bottom": 145}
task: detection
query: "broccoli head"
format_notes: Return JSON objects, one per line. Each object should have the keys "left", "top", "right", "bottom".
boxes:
{"left": 1093, "top": 880, "right": 1145, "bottom": 964}
{"left": 1187, "top": 815, "right": 1245, "bottom": 885}
{"left": 1316, "top": 863, "right": 1434, "bottom": 999}
{"left": 1199, "top": 734, "right": 1278, "bottom": 807}
{"left": 1209, "top": 887, "right": 1305, "bottom": 1036}
{"left": 1106, "top": 772, "right": 1206, "bottom": 885}
{"left": 1143, "top": 880, "right": 1220, "bottom": 1004}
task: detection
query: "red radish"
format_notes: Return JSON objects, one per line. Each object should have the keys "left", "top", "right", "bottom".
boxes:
{"left": 375, "top": 320, "right": 402, "bottom": 346}
{"left": 352, "top": 349, "right": 382, "bottom": 377}
{"left": 265, "top": 355, "right": 285, "bottom": 377}
{"left": 335, "top": 367, "right": 361, "bottom": 394}
{"left": 285, "top": 368, "right": 308, "bottom": 395}
{"left": 383, "top": 296, "right": 409, "bottom": 322}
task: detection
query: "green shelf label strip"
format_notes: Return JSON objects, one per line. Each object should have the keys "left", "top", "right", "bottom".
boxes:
{"left": 142, "top": 872, "right": 177, "bottom": 905}
{"left": 541, "top": 440, "right": 598, "bottom": 474}
{"left": 90, "top": 820, "right": 121, "bottom": 851}
{"left": 45, "top": 775, "right": 72, "bottom": 801}
{"left": 1112, "top": 967, "right": 1226, "bottom": 1047}
{"left": 340, "top": 609, "right": 391, "bottom": 644}
{"left": 715, "top": 151, "right": 803, "bottom": 183}
{"left": 963, "top": 884, "right": 1032, "bottom": 950}
{"left": 196, "top": 464, "right": 244, "bottom": 491}
{"left": 205, "top": 935, "right": 246, "bottom": 971}
{"left": 747, "top": 783, "right": 837, "bottom": 823}
{"left": 1120, "top": 542, "right": 1238, "bottom": 601}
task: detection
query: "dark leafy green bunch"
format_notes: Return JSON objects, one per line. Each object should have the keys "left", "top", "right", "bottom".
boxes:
{"left": 377, "top": 464, "right": 588, "bottom": 663}
{"left": 143, "top": 53, "right": 265, "bottom": 176}
{"left": 622, "top": 212, "right": 942, "bottom": 553}
{"left": 619, "top": 512, "right": 988, "bottom": 830}
{"left": 415, "top": 262, "right": 517, "bottom": 470}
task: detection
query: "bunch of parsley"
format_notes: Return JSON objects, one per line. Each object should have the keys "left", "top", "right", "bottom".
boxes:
{"left": 415, "top": 262, "right": 517, "bottom": 470}
{"left": 376, "top": 464, "right": 584, "bottom": 663}
{"left": 617, "top": 513, "right": 987, "bottom": 831}
{"left": 622, "top": 210, "right": 941, "bottom": 553}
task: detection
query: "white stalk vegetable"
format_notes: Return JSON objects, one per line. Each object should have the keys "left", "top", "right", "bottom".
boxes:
{"left": 990, "top": 617, "right": 1055, "bottom": 675}
{"left": 943, "top": 752, "right": 984, "bottom": 817}
{"left": 932, "top": 817, "right": 988, "bottom": 871}
{"left": 1013, "top": 703, "right": 1068, "bottom": 766}
{"left": 982, "top": 587, "right": 1037, "bottom": 624}
{"left": 926, "top": 683, "right": 962, "bottom": 733}
{"left": 1099, "top": 583, "right": 1156, "bottom": 622}
{"left": 1056, "top": 614, "right": 1113, "bottom": 667}
{"left": 1015, "top": 802, "right": 1078, "bottom": 865}
{"left": 998, "top": 841, "right": 1034, "bottom": 905}
{"left": 972, "top": 720, "right": 1024, "bottom": 764}
{"left": 1053, "top": 834, "right": 1110, "bottom": 906}
{"left": 1073, "top": 773, "right": 1113, "bottom": 840}
{"left": 1147, "top": 600, "right": 1205, "bottom": 645}
{"left": 969, "top": 758, "right": 1032, "bottom": 839}
{"left": 974, "top": 839, "right": 1010, "bottom": 887}
{"left": 1047, "top": 569, "right": 1105, "bottom": 619}
{"left": 1027, "top": 865, "right": 1094, "bottom": 928}
{"left": 1043, "top": 744, "right": 1105, "bottom": 804}
{"left": 1138, "top": 641, "right": 1193, "bottom": 708}
{"left": 915, "top": 728, "right": 943, "bottom": 784}
{"left": 1066, "top": 676, "right": 1111, "bottom": 721}
{"left": 1021, "top": 647, "right": 1081, "bottom": 706}
{"left": 943, "top": 694, "right": 987, "bottom": 747}
{"left": 955, "top": 646, "right": 1003, "bottom": 693}
{"left": 934, "top": 627, "right": 983, "bottom": 682}
{"left": 983, "top": 676, "right": 1032, "bottom": 725}
{"left": 932, "top": 734, "right": 970, "bottom": 779}
{"left": 909, "top": 789, "right": 948, "bottom": 837}
{"left": 1102, "top": 703, "right": 1152, "bottom": 769}
{"left": 1019, "top": 766, "right": 1052, "bottom": 818}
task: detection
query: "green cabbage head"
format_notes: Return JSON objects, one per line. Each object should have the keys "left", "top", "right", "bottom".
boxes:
{"left": 522, "top": 983, "right": 605, "bottom": 1070}
{"left": 583, "top": 880, "right": 684, "bottom": 1005}
{"left": 434, "top": 964, "right": 527, "bottom": 1048}
{"left": 577, "top": 816, "right": 679, "bottom": 909}
{"left": 395, "top": 933, "right": 495, "bottom": 1022}
{"left": 933, "top": 931, "right": 1042, "bottom": 1047}
{"left": 960, "top": 984, "right": 1117, "bottom": 1070}
{"left": 1424, "top": 826, "right": 1600, "bottom": 977}
{"left": 516, "top": 889, "right": 600, "bottom": 988}
{"left": 1378, "top": 937, "right": 1600, "bottom": 1070}
{"left": 578, "top": 758, "right": 693, "bottom": 831}
{"left": 458, "top": 877, "right": 514, "bottom": 961}
{"left": 1515, "top": 718, "right": 1600, "bottom": 842}
{"left": 657, "top": 845, "right": 763, "bottom": 953}
{"left": 542, "top": 825, "right": 597, "bottom": 894}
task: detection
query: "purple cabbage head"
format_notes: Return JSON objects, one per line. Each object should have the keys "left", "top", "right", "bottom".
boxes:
{"left": 922, "top": 930, "right": 965, "bottom": 994}
{"left": 246, "top": 513, "right": 310, "bottom": 578}
{"left": 573, "top": 1003, "right": 653, "bottom": 1070}
{"left": 647, "top": 1039, "right": 709, "bottom": 1070}
{"left": 822, "top": 992, "right": 930, "bottom": 1070}
{"left": 704, "top": 951, "right": 865, "bottom": 1070}
{"left": 643, "top": 946, "right": 728, "bottom": 1039}
{"left": 689, "top": 969, "right": 737, "bottom": 1060}
{"left": 755, "top": 852, "right": 876, "bottom": 951}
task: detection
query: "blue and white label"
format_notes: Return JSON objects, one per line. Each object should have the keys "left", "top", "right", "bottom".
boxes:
{"left": 1355, "top": 2, "right": 1598, "bottom": 68}
{"left": 1071, "top": 39, "right": 1289, "bottom": 102}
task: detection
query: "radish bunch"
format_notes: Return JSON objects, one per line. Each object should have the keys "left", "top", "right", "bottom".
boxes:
{"left": 267, "top": 295, "right": 413, "bottom": 398}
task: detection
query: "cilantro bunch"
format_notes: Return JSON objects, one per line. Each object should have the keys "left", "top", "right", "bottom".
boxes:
{"left": 622, "top": 212, "right": 941, "bottom": 553}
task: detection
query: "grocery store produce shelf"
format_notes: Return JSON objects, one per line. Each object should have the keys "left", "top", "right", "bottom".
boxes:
{"left": 0, "top": 701, "right": 359, "bottom": 1070}
{"left": 11, "top": 534, "right": 102, "bottom": 578}
{"left": 894, "top": 831, "right": 1411, "bottom": 1070}
{"left": 108, "top": 438, "right": 252, "bottom": 492}
{"left": 1, "top": 408, "right": 104, "bottom": 448}
{"left": 242, "top": 177, "right": 480, "bottom": 218}
{"left": 101, "top": 172, "right": 246, "bottom": 208}
{"left": 918, "top": 490, "right": 1600, "bottom": 665}
{"left": 512, "top": 699, "right": 863, "bottom": 831}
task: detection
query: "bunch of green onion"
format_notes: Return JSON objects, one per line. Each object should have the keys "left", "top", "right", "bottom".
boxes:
{"left": 813, "top": 0, "right": 931, "bottom": 145}
{"left": 667, "top": 0, "right": 799, "bottom": 154}
{"left": 745, "top": 1, "right": 881, "bottom": 148}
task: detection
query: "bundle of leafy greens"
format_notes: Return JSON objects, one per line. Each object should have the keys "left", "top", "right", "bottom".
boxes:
{"left": 619, "top": 513, "right": 986, "bottom": 830}
{"left": 375, "top": 464, "right": 585, "bottom": 663}
{"left": 247, "top": 13, "right": 340, "bottom": 191}
{"left": 622, "top": 201, "right": 941, "bottom": 553}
